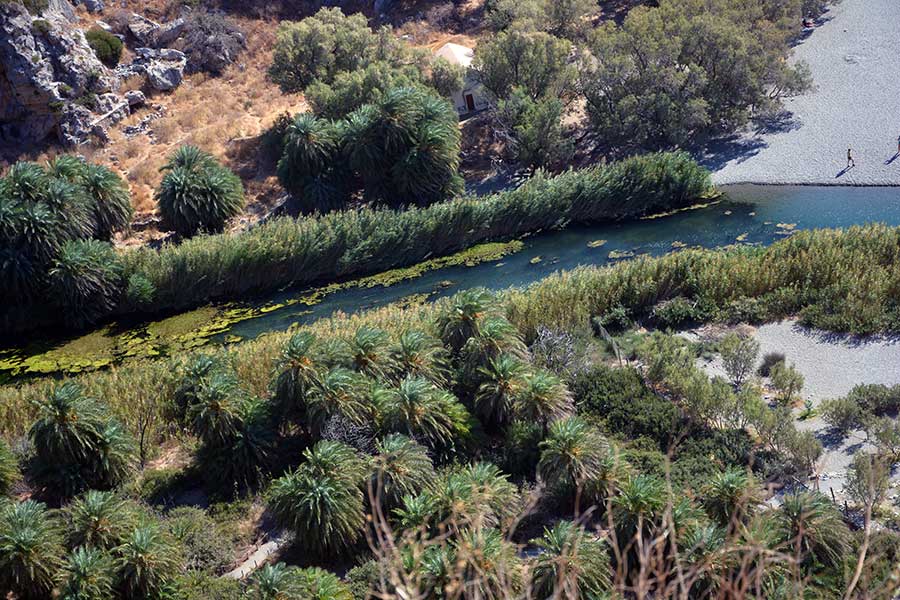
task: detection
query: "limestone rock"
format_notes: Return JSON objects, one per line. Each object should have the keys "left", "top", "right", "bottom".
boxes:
{"left": 127, "top": 13, "right": 160, "bottom": 46}
{"left": 70, "top": 0, "right": 105, "bottom": 13}
{"left": 124, "top": 89, "right": 146, "bottom": 106}
{"left": 0, "top": 1, "right": 115, "bottom": 145}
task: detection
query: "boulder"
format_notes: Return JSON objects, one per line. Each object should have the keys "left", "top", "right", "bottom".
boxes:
{"left": 70, "top": 0, "right": 105, "bottom": 13}
{"left": 127, "top": 13, "right": 160, "bottom": 46}
{"left": 144, "top": 54, "right": 186, "bottom": 92}
{"left": 124, "top": 89, "right": 146, "bottom": 106}
{"left": 153, "top": 18, "right": 185, "bottom": 48}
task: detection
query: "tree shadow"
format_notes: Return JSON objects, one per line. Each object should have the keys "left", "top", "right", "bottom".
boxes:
{"left": 694, "top": 134, "right": 768, "bottom": 171}
{"left": 885, "top": 153, "right": 899, "bottom": 165}
{"left": 816, "top": 427, "right": 848, "bottom": 450}
{"left": 752, "top": 109, "right": 801, "bottom": 135}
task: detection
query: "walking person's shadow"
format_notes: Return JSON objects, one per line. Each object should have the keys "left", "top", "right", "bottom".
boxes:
{"left": 835, "top": 164, "right": 855, "bottom": 178}
{"left": 885, "top": 152, "right": 900, "bottom": 165}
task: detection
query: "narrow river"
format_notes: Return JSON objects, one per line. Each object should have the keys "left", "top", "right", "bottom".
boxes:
{"left": 4, "top": 184, "right": 900, "bottom": 381}
{"left": 222, "top": 184, "right": 900, "bottom": 340}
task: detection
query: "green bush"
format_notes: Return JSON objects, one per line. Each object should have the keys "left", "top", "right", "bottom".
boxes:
{"left": 0, "top": 437, "right": 19, "bottom": 496}
{"left": 573, "top": 365, "right": 683, "bottom": 450}
{"left": 48, "top": 239, "right": 123, "bottom": 328}
{"left": 166, "top": 507, "right": 233, "bottom": 574}
{"left": 85, "top": 27, "right": 123, "bottom": 66}
{"left": 757, "top": 351, "right": 785, "bottom": 377}
{"left": 155, "top": 146, "right": 245, "bottom": 237}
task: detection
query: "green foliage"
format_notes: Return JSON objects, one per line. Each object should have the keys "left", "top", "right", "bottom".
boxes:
{"left": 266, "top": 441, "right": 367, "bottom": 557}
{"left": 701, "top": 467, "right": 758, "bottom": 527}
{"left": 496, "top": 89, "right": 573, "bottom": 171}
{"left": 306, "top": 61, "right": 426, "bottom": 119}
{"left": 65, "top": 490, "right": 136, "bottom": 550}
{"left": 166, "top": 507, "right": 232, "bottom": 573}
{"left": 29, "top": 382, "right": 136, "bottom": 498}
{"left": 530, "top": 520, "right": 611, "bottom": 598}
{"left": 281, "top": 87, "right": 463, "bottom": 210}
{"left": 757, "top": 351, "right": 785, "bottom": 377}
{"left": 770, "top": 361, "right": 804, "bottom": 404}
{"left": 583, "top": 0, "right": 813, "bottom": 148}
{"left": 57, "top": 546, "right": 115, "bottom": 600}
{"left": 777, "top": 492, "right": 849, "bottom": 571}
{"left": 115, "top": 523, "right": 182, "bottom": 599}
{"left": 0, "top": 438, "right": 19, "bottom": 496}
{"left": 378, "top": 376, "right": 471, "bottom": 451}
{"left": 473, "top": 28, "right": 574, "bottom": 100}
{"left": 428, "top": 57, "right": 465, "bottom": 97}
{"left": 155, "top": 146, "right": 244, "bottom": 237}
{"left": 538, "top": 416, "right": 609, "bottom": 490}
{"left": 719, "top": 332, "right": 760, "bottom": 388}
{"left": 85, "top": 27, "right": 123, "bottom": 66}
{"left": 49, "top": 239, "right": 123, "bottom": 328}
{"left": 74, "top": 162, "right": 133, "bottom": 241}
{"left": 372, "top": 434, "right": 435, "bottom": 508}
{"left": 269, "top": 8, "right": 409, "bottom": 93}
{"left": 820, "top": 396, "right": 864, "bottom": 435}
{"left": 486, "top": 0, "right": 597, "bottom": 39}
{"left": 0, "top": 500, "right": 64, "bottom": 599}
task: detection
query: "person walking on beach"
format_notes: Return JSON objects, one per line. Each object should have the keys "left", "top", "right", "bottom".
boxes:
{"left": 847, "top": 147, "right": 855, "bottom": 168}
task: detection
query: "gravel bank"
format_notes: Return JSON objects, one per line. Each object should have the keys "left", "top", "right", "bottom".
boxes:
{"left": 707, "top": 0, "right": 900, "bottom": 186}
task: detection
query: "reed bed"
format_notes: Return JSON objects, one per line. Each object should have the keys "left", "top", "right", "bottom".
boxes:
{"left": 4, "top": 223, "right": 899, "bottom": 441}
{"left": 118, "top": 151, "right": 712, "bottom": 315}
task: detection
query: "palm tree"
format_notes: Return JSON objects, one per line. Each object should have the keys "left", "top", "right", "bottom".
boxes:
{"left": 394, "top": 493, "right": 438, "bottom": 532}
{"left": 170, "top": 354, "right": 222, "bottom": 424}
{"left": 66, "top": 490, "right": 136, "bottom": 550}
{"left": 199, "top": 397, "right": 273, "bottom": 492}
{"left": 187, "top": 371, "right": 244, "bottom": 448}
{"left": 0, "top": 500, "right": 64, "bottom": 600}
{"left": 248, "top": 563, "right": 299, "bottom": 599}
{"left": 389, "top": 329, "right": 449, "bottom": 385}
{"left": 702, "top": 467, "right": 760, "bottom": 529}
{"left": 538, "top": 417, "right": 609, "bottom": 503}
{"left": 777, "top": 492, "right": 850, "bottom": 570}
{"left": 378, "top": 377, "right": 471, "bottom": 450}
{"left": 276, "top": 113, "right": 346, "bottom": 212}
{"left": 530, "top": 520, "right": 612, "bottom": 600}
{"left": 302, "top": 440, "right": 370, "bottom": 487}
{"left": 271, "top": 332, "right": 323, "bottom": 421}
{"left": 475, "top": 354, "right": 527, "bottom": 428}
{"left": 611, "top": 475, "right": 667, "bottom": 545}
{"left": 434, "top": 288, "right": 496, "bottom": 352}
{"left": 0, "top": 437, "right": 20, "bottom": 496}
{"left": 155, "top": 145, "right": 244, "bottom": 237}
{"left": 57, "top": 546, "right": 115, "bottom": 600}
{"left": 91, "top": 419, "right": 137, "bottom": 489}
{"left": 306, "top": 367, "right": 369, "bottom": 433}
{"left": 346, "top": 325, "right": 396, "bottom": 379}
{"left": 431, "top": 462, "right": 519, "bottom": 531}
{"left": 77, "top": 163, "right": 133, "bottom": 241}
{"left": 372, "top": 434, "right": 435, "bottom": 508}
{"left": 29, "top": 382, "right": 105, "bottom": 496}
{"left": 115, "top": 524, "right": 182, "bottom": 599}
{"left": 451, "top": 527, "right": 523, "bottom": 599}
{"left": 513, "top": 370, "right": 573, "bottom": 432}
{"left": 266, "top": 467, "right": 365, "bottom": 558}
{"left": 294, "top": 567, "right": 353, "bottom": 600}
{"left": 48, "top": 239, "right": 123, "bottom": 327}
{"left": 43, "top": 177, "right": 95, "bottom": 241}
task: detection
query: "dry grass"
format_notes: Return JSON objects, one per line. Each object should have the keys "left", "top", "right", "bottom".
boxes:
{"left": 87, "top": 15, "right": 306, "bottom": 229}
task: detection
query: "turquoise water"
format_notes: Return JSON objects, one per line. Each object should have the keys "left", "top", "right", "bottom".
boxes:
{"left": 221, "top": 184, "right": 900, "bottom": 341}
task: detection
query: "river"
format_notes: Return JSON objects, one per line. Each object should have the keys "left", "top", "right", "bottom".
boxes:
{"left": 3, "top": 184, "right": 900, "bottom": 381}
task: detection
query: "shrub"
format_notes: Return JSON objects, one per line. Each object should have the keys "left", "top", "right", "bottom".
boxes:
{"left": 155, "top": 146, "right": 244, "bottom": 237}
{"left": 757, "top": 351, "right": 785, "bottom": 377}
{"left": 770, "top": 361, "right": 804, "bottom": 405}
{"left": 181, "top": 9, "right": 246, "bottom": 75}
{"left": 719, "top": 332, "right": 759, "bottom": 388}
{"left": 166, "top": 507, "right": 232, "bottom": 573}
{"left": 85, "top": 27, "right": 123, "bottom": 66}
{"left": 820, "top": 396, "right": 864, "bottom": 435}
{"left": 652, "top": 296, "right": 704, "bottom": 329}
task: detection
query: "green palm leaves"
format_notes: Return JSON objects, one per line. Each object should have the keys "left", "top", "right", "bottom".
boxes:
{"left": 267, "top": 441, "right": 368, "bottom": 558}
{"left": 777, "top": 492, "right": 850, "bottom": 570}
{"left": 156, "top": 145, "right": 244, "bottom": 237}
{"left": 249, "top": 563, "right": 352, "bottom": 600}
{"left": 29, "top": 382, "right": 136, "bottom": 498}
{"left": 57, "top": 546, "right": 115, "bottom": 600}
{"left": 0, "top": 157, "right": 129, "bottom": 320}
{"left": 372, "top": 434, "right": 435, "bottom": 507}
{"left": 0, "top": 500, "right": 64, "bottom": 599}
{"left": 115, "top": 523, "right": 182, "bottom": 599}
{"left": 378, "top": 377, "right": 470, "bottom": 450}
{"left": 530, "top": 521, "right": 611, "bottom": 600}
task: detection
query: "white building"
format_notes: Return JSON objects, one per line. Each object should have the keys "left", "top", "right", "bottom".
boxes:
{"left": 433, "top": 42, "right": 490, "bottom": 116}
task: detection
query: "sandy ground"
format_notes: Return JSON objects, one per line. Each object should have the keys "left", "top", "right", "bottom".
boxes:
{"left": 707, "top": 0, "right": 900, "bottom": 186}
{"left": 697, "top": 320, "right": 900, "bottom": 501}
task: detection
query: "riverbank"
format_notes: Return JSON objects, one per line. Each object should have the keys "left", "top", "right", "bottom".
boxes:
{"left": 708, "top": 0, "right": 900, "bottom": 186}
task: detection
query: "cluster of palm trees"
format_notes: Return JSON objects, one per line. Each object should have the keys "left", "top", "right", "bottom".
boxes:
{"left": 0, "top": 288, "right": 879, "bottom": 598}
{"left": 0, "top": 156, "right": 133, "bottom": 327}
{"left": 277, "top": 86, "right": 464, "bottom": 212}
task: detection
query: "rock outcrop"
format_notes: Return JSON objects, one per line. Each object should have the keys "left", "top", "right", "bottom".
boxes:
{"left": 0, "top": 1, "right": 115, "bottom": 145}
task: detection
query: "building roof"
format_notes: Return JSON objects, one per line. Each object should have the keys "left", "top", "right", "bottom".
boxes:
{"left": 434, "top": 42, "right": 474, "bottom": 68}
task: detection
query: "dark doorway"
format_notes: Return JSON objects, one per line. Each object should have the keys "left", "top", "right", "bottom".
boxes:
{"left": 465, "top": 94, "right": 475, "bottom": 112}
